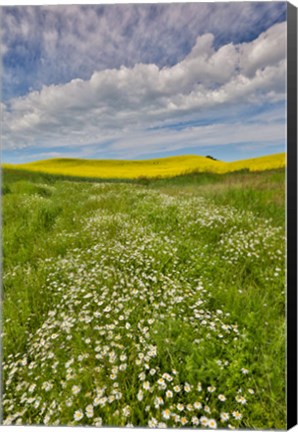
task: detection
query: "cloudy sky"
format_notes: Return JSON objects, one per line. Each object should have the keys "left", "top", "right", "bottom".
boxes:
{"left": 2, "top": 2, "right": 287, "bottom": 163}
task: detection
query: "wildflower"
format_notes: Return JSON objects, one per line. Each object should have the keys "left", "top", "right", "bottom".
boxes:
{"left": 148, "top": 417, "right": 158, "bottom": 427}
{"left": 248, "top": 388, "right": 255, "bottom": 394}
{"left": 115, "top": 391, "right": 122, "bottom": 400}
{"left": 72, "top": 385, "right": 81, "bottom": 395}
{"left": 154, "top": 396, "right": 164, "bottom": 407}
{"left": 139, "top": 372, "right": 146, "bottom": 381}
{"left": 218, "top": 394, "right": 226, "bottom": 401}
{"left": 93, "top": 396, "right": 101, "bottom": 406}
{"left": 200, "top": 416, "right": 209, "bottom": 426}
{"left": 232, "top": 411, "right": 242, "bottom": 420}
{"left": 204, "top": 405, "right": 211, "bottom": 413}
{"left": 209, "top": 419, "right": 217, "bottom": 428}
{"left": 194, "top": 401, "right": 202, "bottom": 410}
{"left": 158, "top": 378, "right": 166, "bottom": 387}
{"left": 173, "top": 385, "right": 181, "bottom": 393}
{"left": 143, "top": 381, "right": 150, "bottom": 391}
{"left": 85, "top": 404, "right": 94, "bottom": 418}
{"left": 172, "top": 414, "right": 180, "bottom": 423}
{"left": 192, "top": 416, "right": 199, "bottom": 425}
{"left": 73, "top": 410, "right": 84, "bottom": 421}
{"left": 28, "top": 384, "right": 36, "bottom": 393}
{"left": 236, "top": 395, "right": 247, "bottom": 404}
{"left": 158, "top": 422, "right": 167, "bottom": 428}
{"left": 180, "top": 417, "right": 188, "bottom": 425}
{"left": 162, "top": 409, "right": 171, "bottom": 420}
{"left": 162, "top": 373, "right": 172, "bottom": 381}
{"left": 186, "top": 403, "right": 193, "bottom": 411}
{"left": 166, "top": 390, "right": 173, "bottom": 398}
{"left": 207, "top": 385, "right": 216, "bottom": 393}
{"left": 94, "top": 417, "right": 102, "bottom": 426}
{"left": 241, "top": 368, "right": 249, "bottom": 374}
{"left": 3, "top": 416, "right": 13, "bottom": 425}
{"left": 122, "top": 406, "right": 131, "bottom": 417}
{"left": 177, "top": 403, "right": 184, "bottom": 411}
{"left": 220, "top": 412, "right": 229, "bottom": 422}
{"left": 34, "top": 399, "right": 41, "bottom": 409}
{"left": 98, "top": 396, "right": 107, "bottom": 406}
{"left": 149, "top": 368, "right": 156, "bottom": 376}
{"left": 184, "top": 382, "right": 191, "bottom": 392}
{"left": 42, "top": 382, "right": 53, "bottom": 392}
{"left": 43, "top": 415, "right": 50, "bottom": 425}
{"left": 137, "top": 390, "right": 144, "bottom": 401}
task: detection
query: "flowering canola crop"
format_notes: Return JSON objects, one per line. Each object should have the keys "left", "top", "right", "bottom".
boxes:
{"left": 3, "top": 153, "right": 285, "bottom": 179}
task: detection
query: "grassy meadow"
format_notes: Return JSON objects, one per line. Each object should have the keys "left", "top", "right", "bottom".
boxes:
{"left": 2, "top": 158, "right": 286, "bottom": 428}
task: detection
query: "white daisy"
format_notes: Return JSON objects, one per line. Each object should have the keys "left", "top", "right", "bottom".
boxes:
{"left": 194, "top": 401, "right": 202, "bottom": 410}
{"left": 192, "top": 416, "right": 199, "bottom": 425}
{"left": 180, "top": 417, "right": 188, "bottom": 425}
{"left": 208, "top": 418, "right": 217, "bottom": 428}
{"left": 177, "top": 403, "right": 184, "bottom": 412}
{"left": 162, "top": 409, "right": 171, "bottom": 420}
{"left": 220, "top": 412, "right": 229, "bottom": 422}
{"left": 85, "top": 404, "right": 94, "bottom": 418}
{"left": 232, "top": 411, "right": 242, "bottom": 420}
{"left": 73, "top": 410, "right": 84, "bottom": 421}
{"left": 72, "top": 385, "right": 81, "bottom": 395}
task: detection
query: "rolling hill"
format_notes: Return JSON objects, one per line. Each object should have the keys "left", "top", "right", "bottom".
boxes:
{"left": 2, "top": 153, "right": 285, "bottom": 179}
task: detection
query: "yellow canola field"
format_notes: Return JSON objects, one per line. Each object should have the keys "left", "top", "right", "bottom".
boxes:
{"left": 3, "top": 153, "right": 285, "bottom": 179}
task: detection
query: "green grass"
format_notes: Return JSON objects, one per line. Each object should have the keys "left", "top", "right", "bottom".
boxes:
{"left": 2, "top": 168, "right": 286, "bottom": 428}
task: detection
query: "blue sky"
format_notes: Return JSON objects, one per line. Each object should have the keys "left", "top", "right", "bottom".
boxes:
{"left": 2, "top": 2, "right": 287, "bottom": 163}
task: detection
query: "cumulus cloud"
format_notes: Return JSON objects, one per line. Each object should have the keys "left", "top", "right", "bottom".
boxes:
{"left": 2, "top": 20, "right": 286, "bottom": 159}
{"left": 239, "top": 22, "right": 287, "bottom": 77}
{"left": 2, "top": 3, "right": 286, "bottom": 98}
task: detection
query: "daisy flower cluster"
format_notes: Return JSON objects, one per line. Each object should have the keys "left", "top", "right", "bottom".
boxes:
{"left": 3, "top": 182, "right": 284, "bottom": 428}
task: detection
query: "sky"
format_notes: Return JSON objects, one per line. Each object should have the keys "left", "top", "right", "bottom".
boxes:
{"left": 1, "top": 1, "right": 287, "bottom": 163}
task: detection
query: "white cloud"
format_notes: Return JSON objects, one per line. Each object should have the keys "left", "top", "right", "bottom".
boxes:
{"left": 2, "top": 3, "right": 286, "bottom": 91}
{"left": 3, "top": 21, "right": 286, "bottom": 157}
{"left": 239, "top": 22, "right": 287, "bottom": 77}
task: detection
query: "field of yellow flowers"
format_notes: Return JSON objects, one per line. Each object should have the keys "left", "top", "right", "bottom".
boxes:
{"left": 3, "top": 153, "right": 285, "bottom": 180}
